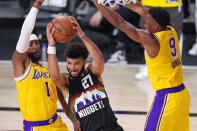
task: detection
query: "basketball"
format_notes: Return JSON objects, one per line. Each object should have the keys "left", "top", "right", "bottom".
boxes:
{"left": 51, "top": 16, "right": 76, "bottom": 43}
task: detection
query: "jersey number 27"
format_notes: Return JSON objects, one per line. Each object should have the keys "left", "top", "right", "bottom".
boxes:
{"left": 81, "top": 74, "right": 94, "bottom": 89}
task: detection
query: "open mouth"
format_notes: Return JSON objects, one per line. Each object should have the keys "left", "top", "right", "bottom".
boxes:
{"left": 71, "top": 71, "right": 78, "bottom": 77}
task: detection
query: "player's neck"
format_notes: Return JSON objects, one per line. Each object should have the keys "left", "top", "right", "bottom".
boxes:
{"left": 31, "top": 60, "right": 41, "bottom": 66}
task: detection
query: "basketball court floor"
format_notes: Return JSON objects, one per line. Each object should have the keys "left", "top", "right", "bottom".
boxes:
{"left": 0, "top": 61, "right": 196, "bottom": 130}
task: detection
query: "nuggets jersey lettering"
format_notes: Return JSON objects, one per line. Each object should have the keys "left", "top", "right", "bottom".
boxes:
{"left": 141, "top": 0, "right": 182, "bottom": 7}
{"left": 67, "top": 69, "right": 119, "bottom": 131}
{"left": 15, "top": 62, "right": 57, "bottom": 121}
{"left": 145, "top": 26, "right": 183, "bottom": 91}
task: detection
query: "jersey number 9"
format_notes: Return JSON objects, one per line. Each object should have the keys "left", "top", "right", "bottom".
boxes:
{"left": 169, "top": 37, "right": 177, "bottom": 58}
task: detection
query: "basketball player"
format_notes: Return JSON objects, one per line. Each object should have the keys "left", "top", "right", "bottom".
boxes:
{"left": 12, "top": 0, "right": 80, "bottom": 131}
{"left": 135, "top": 0, "right": 183, "bottom": 80}
{"left": 46, "top": 16, "right": 124, "bottom": 131}
{"left": 91, "top": 0, "right": 190, "bottom": 131}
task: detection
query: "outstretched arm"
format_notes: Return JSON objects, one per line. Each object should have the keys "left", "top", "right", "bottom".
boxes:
{"left": 126, "top": 1, "right": 148, "bottom": 17}
{"left": 91, "top": 0, "right": 160, "bottom": 57}
{"left": 12, "top": 0, "right": 44, "bottom": 78}
{"left": 57, "top": 88, "right": 81, "bottom": 131}
{"left": 68, "top": 16, "right": 104, "bottom": 77}
{"left": 91, "top": 0, "right": 146, "bottom": 43}
{"left": 46, "top": 23, "right": 69, "bottom": 95}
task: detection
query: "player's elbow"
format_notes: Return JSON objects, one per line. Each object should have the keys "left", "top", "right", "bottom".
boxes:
{"left": 96, "top": 54, "right": 104, "bottom": 68}
{"left": 98, "top": 54, "right": 104, "bottom": 64}
{"left": 96, "top": 57, "right": 104, "bottom": 73}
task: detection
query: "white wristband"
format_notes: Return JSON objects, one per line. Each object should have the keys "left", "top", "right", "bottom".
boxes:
{"left": 79, "top": 32, "right": 85, "bottom": 38}
{"left": 47, "top": 46, "right": 56, "bottom": 54}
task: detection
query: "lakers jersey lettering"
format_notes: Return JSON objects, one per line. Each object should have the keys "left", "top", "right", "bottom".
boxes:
{"left": 32, "top": 69, "right": 51, "bottom": 79}
{"left": 172, "top": 58, "right": 181, "bottom": 69}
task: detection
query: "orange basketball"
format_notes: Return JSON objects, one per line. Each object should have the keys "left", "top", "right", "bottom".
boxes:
{"left": 51, "top": 16, "right": 76, "bottom": 43}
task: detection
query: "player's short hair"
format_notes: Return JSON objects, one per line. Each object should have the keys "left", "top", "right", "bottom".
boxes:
{"left": 148, "top": 7, "right": 171, "bottom": 28}
{"left": 64, "top": 42, "right": 88, "bottom": 59}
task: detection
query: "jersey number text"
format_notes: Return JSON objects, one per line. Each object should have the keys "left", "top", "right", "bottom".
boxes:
{"left": 81, "top": 74, "right": 94, "bottom": 89}
{"left": 169, "top": 37, "right": 177, "bottom": 58}
{"left": 45, "top": 82, "right": 51, "bottom": 97}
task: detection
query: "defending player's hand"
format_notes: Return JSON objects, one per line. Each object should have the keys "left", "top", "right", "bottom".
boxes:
{"left": 37, "top": 0, "right": 45, "bottom": 4}
{"left": 46, "top": 22, "right": 56, "bottom": 45}
{"left": 68, "top": 16, "right": 84, "bottom": 38}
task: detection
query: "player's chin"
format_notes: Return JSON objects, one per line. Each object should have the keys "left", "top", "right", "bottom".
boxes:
{"left": 34, "top": 53, "right": 41, "bottom": 58}
{"left": 27, "top": 52, "right": 41, "bottom": 62}
{"left": 71, "top": 72, "right": 79, "bottom": 77}
{"left": 35, "top": 52, "right": 41, "bottom": 56}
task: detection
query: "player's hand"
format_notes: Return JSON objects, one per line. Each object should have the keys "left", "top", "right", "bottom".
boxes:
{"left": 46, "top": 22, "right": 56, "bottom": 45}
{"left": 33, "top": 0, "right": 44, "bottom": 8}
{"left": 72, "top": 119, "right": 81, "bottom": 131}
{"left": 89, "top": 11, "right": 103, "bottom": 28}
{"left": 68, "top": 16, "right": 83, "bottom": 38}
{"left": 90, "top": 0, "right": 100, "bottom": 4}
{"left": 37, "top": 0, "right": 45, "bottom": 4}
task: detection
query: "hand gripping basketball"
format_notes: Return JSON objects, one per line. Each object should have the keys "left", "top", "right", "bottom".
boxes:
{"left": 50, "top": 16, "right": 76, "bottom": 44}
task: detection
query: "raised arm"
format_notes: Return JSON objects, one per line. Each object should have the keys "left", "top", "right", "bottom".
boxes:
{"left": 91, "top": 0, "right": 146, "bottom": 43}
{"left": 12, "top": 0, "right": 44, "bottom": 78}
{"left": 68, "top": 16, "right": 104, "bottom": 77}
{"left": 91, "top": 0, "right": 159, "bottom": 55}
{"left": 46, "top": 23, "right": 69, "bottom": 94}
{"left": 126, "top": 1, "right": 148, "bottom": 17}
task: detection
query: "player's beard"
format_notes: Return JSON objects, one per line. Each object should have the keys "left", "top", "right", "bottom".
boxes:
{"left": 67, "top": 66, "right": 85, "bottom": 79}
{"left": 27, "top": 50, "right": 41, "bottom": 63}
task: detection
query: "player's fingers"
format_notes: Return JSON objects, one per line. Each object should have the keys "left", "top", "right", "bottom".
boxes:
{"left": 71, "top": 21, "right": 78, "bottom": 29}
{"left": 68, "top": 16, "right": 74, "bottom": 23}
{"left": 46, "top": 23, "right": 51, "bottom": 33}
{"left": 46, "top": 23, "right": 50, "bottom": 29}
{"left": 72, "top": 26, "right": 77, "bottom": 31}
{"left": 49, "top": 23, "right": 54, "bottom": 32}
{"left": 47, "top": 23, "right": 53, "bottom": 32}
{"left": 51, "top": 28, "right": 55, "bottom": 35}
{"left": 70, "top": 17, "right": 78, "bottom": 25}
{"left": 69, "top": 16, "right": 75, "bottom": 21}
{"left": 78, "top": 127, "right": 81, "bottom": 131}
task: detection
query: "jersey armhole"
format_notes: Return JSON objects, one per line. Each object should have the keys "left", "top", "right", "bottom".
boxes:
{"left": 154, "top": 33, "right": 160, "bottom": 42}
{"left": 14, "top": 62, "right": 32, "bottom": 82}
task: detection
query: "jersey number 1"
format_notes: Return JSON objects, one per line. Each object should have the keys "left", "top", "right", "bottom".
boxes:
{"left": 45, "top": 82, "right": 51, "bottom": 97}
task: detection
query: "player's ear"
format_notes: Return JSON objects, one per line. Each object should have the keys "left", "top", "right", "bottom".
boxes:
{"left": 155, "top": 23, "right": 161, "bottom": 30}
